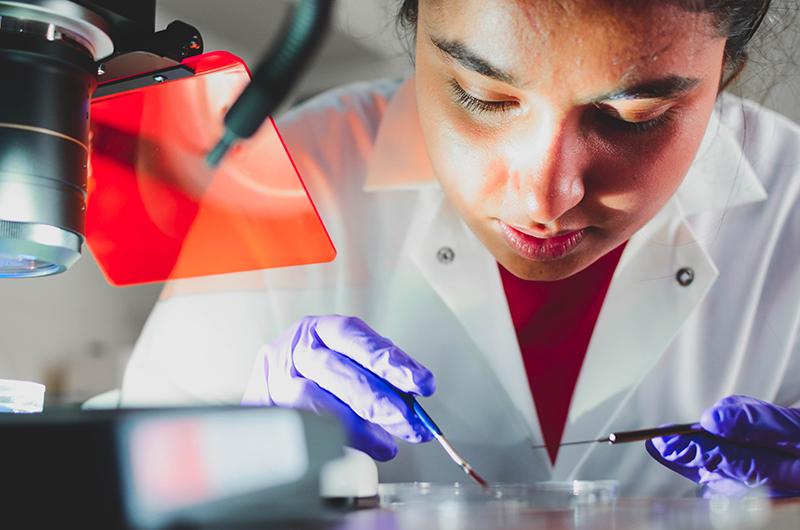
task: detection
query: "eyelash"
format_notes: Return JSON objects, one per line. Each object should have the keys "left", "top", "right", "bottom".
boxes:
{"left": 448, "top": 79, "right": 517, "bottom": 115}
{"left": 598, "top": 107, "right": 676, "bottom": 134}
{"left": 449, "top": 78, "right": 676, "bottom": 134}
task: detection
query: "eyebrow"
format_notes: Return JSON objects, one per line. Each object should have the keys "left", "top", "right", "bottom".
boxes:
{"left": 432, "top": 37, "right": 516, "bottom": 85}
{"left": 596, "top": 76, "right": 701, "bottom": 102}
{"left": 431, "top": 36, "right": 701, "bottom": 102}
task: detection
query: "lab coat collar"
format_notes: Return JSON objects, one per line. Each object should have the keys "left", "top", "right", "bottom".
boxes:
{"left": 675, "top": 103, "right": 767, "bottom": 216}
{"left": 363, "top": 78, "right": 438, "bottom": 192}
{"left": 363, "top": 77, "right": 767, "bottom": 215}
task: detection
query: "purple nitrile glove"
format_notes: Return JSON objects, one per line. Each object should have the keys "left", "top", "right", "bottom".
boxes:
{"left": 646, "top": 395, "right": 800, "bottom": 497}
{"left": 255, "top": 315, "right": 436, "bottom": 461}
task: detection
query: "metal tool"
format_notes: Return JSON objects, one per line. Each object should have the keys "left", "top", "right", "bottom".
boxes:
{"left": 406, "top": 396, "right": 490, "bottom": 488}
{"left": 532, "top": 423, "right": 702, "bottom": 449}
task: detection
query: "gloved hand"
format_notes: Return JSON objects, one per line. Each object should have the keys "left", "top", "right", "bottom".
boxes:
{"left": 646, "top": 395, "right": 800, "bottom": 497}
{"left": 251, "top": 315, "right": 436, "bottom": 461}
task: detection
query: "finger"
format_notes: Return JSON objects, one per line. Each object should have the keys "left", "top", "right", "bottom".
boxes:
{"left": 701, "top": 395, "right": 800, "bottom": 455}
{"left": 267, "top": 375, "right": 399, "bottom": 461}
{"left": 702, "top": 438, "right": 800, "bottom": 494}
{"left": 311, "top": 315, "right": 435, "bottom": 396}
{"left": 702, "top": 480, "right": 753, "bottom": 498}
{"left": 292, "top": 337, "right": 433, "bottom": 443}
{"left": 648, "top": 433, "right": 800, "bottom": 494}
{"left": 646, "top": 438, "right": 703, "bottom": 483}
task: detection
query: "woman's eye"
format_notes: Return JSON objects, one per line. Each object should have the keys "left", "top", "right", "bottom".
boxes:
{"left": 595, "top": 106, "right": 675, "bottom": 134}
{"left": 448, "top": 79, "right": 517, "bottom": 115}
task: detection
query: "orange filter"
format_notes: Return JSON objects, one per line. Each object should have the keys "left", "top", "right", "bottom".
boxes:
{"left": 87, "top": 51, "right": 336, "bottom": 286}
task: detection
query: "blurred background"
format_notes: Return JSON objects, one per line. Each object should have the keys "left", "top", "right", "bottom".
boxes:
{"left": 0, "top": 0, "right": 796, "bottom": 405}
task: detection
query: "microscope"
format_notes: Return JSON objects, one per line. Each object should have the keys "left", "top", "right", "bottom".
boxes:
{"left": 0, "top": 0, "right": 334, "bottom": 282}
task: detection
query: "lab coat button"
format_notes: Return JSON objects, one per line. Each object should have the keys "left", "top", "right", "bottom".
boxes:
{"left": 437, "top": 246, "right": 455, "bottom": 264}
{"left": 676, "top": 267, "right": 695, "bottom": 286}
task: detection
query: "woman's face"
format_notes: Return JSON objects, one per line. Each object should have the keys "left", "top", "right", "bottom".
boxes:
{"left": 415, "top": 0, "right": 727, "bottom": 280}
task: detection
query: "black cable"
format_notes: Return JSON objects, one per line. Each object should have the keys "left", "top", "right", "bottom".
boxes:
{"left": 207, "top": 0, "right": 334, "bottom": 167}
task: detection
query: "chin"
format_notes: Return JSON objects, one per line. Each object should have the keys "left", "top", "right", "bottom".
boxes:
{"left": 502, "top": 254, "right": 588, "bottom": 281}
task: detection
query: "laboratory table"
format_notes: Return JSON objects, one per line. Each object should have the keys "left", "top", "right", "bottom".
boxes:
{"left": 268, "top": 497, "right": 800, "bottom": 530}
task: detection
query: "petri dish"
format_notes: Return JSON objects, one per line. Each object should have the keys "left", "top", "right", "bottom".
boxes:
{"left": 379, "top": 481, "right": 618, "bottom": 511}
{"left": 0, "top": 379, "right": 45, "bottom": 413}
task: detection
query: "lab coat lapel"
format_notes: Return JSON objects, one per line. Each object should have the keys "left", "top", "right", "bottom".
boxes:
{"left": 364, "top": 78, "right": 545, "bottom": 448}
{"left": 407, "top": 195, "right": 544, "bottom": 447}
{"left": 554, "top": 108, "right": 767, "bottom": 477}
{"left": 553, "top": 202, "right": 719, "bottom": 477}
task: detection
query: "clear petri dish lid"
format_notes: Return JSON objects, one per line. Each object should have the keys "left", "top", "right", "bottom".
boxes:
{"left": 379, "top": 481, "right": 618, "bottom": 511}
{"left": 0, "top": 379, "right": 46, "bottom": 413}
{"left": 0, "top": 379, "right": 46, "bottom": 398}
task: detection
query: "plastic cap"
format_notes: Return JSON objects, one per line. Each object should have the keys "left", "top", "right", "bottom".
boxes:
{"left": 319, "top": 448, "right": 378, "bottom": 499}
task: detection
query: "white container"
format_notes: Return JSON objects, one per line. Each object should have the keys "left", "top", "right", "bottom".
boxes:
{"left": 0, "top": 379, "right": 45, "bottom": 413}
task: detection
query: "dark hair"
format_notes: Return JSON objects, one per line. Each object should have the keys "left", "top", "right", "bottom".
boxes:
{"left": 396, "top": 0, "right": 772, "bottom": 89}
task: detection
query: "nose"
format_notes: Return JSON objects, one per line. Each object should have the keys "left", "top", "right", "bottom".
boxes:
{"left": 516, "top": 115, "right": 586, "bottom": 226}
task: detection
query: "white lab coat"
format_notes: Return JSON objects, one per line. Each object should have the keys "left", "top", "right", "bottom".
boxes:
{"left": 120, "top": 78, "right": 800, "bottom": 497}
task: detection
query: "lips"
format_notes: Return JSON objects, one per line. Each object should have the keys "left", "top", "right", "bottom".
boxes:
{"left": 498, "top": 221, "right": 587, "bottom": 261}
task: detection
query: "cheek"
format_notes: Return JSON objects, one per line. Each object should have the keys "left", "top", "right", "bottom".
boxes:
{"left": 483, "top": 158, "right": 509, "bottom": 198}
{"left": 416, "top": 50, "right": 515, "bottom": 215}
{"left": 417, "top": 88, "right": 506, "bottom": 213}
{"left": 588, "top": 115, "right": 711, "bottom": 223}
{"left": 429, "top": 136, "right": 510, "bottom": 218}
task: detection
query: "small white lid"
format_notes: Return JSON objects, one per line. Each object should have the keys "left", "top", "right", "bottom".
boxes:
{"left": 319, "top": 448, "right": 379, "bottom": 498}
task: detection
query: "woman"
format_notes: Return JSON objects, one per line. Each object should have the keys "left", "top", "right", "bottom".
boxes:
{"left": 121, "top": 0, "right": 800, "bottom": 497}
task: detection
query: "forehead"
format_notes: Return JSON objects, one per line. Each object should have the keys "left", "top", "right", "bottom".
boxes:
{"left": 422, "top": 0, "right": 718, "bottom": 89}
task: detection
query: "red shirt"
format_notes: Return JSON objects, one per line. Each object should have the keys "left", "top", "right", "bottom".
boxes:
{"left": 498, "top": 243, "right": 626, "bottom": 464}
